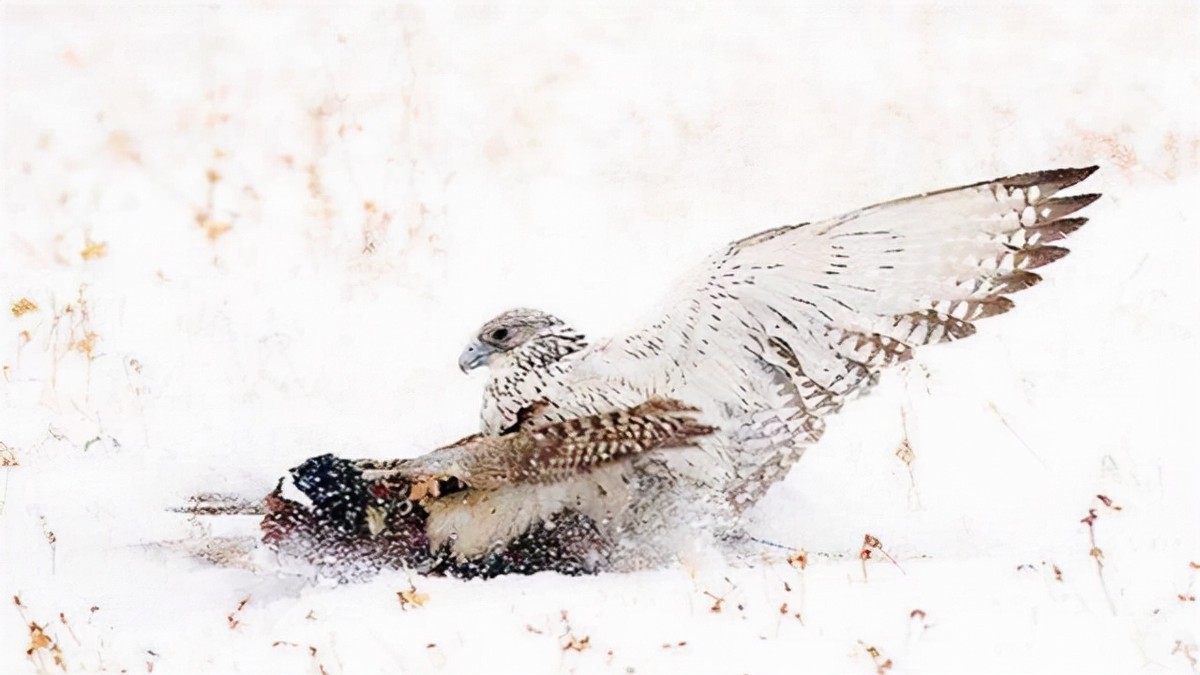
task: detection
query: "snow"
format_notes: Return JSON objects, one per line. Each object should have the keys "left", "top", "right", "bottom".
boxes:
{"left": 2, "top": 2, "right": 1199, "bottom": 673}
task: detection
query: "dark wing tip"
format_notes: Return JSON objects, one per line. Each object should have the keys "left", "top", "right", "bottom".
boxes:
{"left": 992, "top": 270, "right": 1044, "bottom": 294}
{"left": 1069, "top": 165, "right": 1101, "bottom": 181}
{"left": 1002, "top": 165, "right": 1099, "bottom": 193}
{"left": 1017, "top": 245, "right": 1072, "bottom": 270}
{"left": 1029, "top": 217, "right": 1089, "bottom": 244}
{"left": 1046, "top": 192, "right": 1102, "bottom": 213}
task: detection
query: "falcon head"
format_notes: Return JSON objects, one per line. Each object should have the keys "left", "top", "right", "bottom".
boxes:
{"left": 458, "top": 308, "right": 585, "bottom": 373}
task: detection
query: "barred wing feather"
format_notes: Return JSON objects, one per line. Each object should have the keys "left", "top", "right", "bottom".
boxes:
{"left": 568, "top": 166, "right": 1099, "bottom": 503}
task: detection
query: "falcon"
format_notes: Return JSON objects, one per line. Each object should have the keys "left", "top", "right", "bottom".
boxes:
{"left": 454, "top": 166, "right": 1101, "bottom": 543}
{"left": 254, "top": 165, "right": 1102, "bottom": 578}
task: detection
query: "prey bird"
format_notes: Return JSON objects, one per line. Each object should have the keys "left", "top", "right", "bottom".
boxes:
{"left": 262, "top": 399, "right": 714, "bottom": 578}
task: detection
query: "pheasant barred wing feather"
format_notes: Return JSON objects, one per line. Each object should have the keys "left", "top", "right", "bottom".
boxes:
{"left": 516, "top": 398, "right": 716, "bottom": 486}
{"left": 367, "top": 399, "right": 715, "bottom": 491}
{"left": 570, "top": 166, "right": 1100, "bottom": 503}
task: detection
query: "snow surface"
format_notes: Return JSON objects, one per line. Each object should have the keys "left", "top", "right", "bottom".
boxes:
{"left": 2, "top": 3, "right": 1199, "bottom": 673}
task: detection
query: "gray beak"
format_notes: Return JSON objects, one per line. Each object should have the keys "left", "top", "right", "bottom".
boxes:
{"left": 458, "top": 340, "right": 493, "bottom": 373}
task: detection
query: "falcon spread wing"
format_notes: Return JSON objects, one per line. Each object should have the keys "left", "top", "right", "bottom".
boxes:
{"left": 462, "top": 166, "right": 1101, "bottom": 510}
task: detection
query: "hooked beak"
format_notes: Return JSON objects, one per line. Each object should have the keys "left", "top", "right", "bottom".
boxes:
{"left": 458, "top": 340, "right": 493, "bottom": 373}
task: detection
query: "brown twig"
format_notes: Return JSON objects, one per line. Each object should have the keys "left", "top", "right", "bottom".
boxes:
{"left": 1081, "top": 494, "right": 1121, "bottom": 615}
{"left": 397, "top": 580, "right": 428, "bottom": 610}
{"left": 860, "top": 534, "right": 905, "bottom": 580}
{"left": 858, "top": 640, "right": 894, "bottom": 674}
{"left": 226, "top": 596, "right": 250, "bottom": 630}
{"left": 1172, "top": 640, "right": 1198, "bottom": 670}
{"left": 14, "top": 596, "right": 67, "bottom": 673}
{"left": 557, "top": 611, "right": 590, "bottom": 652}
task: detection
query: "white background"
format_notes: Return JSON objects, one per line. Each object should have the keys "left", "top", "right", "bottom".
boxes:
{"left": 2, "top": 3, "right": 1198, "bottom": 673}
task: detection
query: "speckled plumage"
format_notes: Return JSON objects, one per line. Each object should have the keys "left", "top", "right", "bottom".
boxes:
{"left": 263, "top": 399, "right": 715, "bottom": 573}
{"left": 462, "top": 167, "right": 1102, "bottom": 551}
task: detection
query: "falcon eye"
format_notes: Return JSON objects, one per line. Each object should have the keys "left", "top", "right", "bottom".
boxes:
{"left": 490, "top": 328, "right": 509, "bottom": 341}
